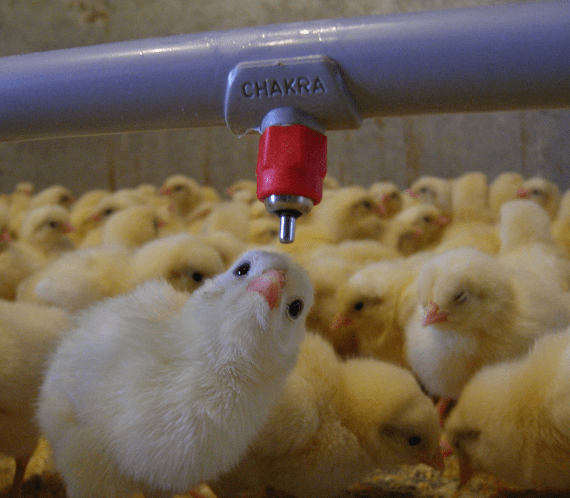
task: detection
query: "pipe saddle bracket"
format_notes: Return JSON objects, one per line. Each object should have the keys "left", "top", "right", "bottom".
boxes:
{"left": 225, "top": 55, "right": 362, "bottom": 136}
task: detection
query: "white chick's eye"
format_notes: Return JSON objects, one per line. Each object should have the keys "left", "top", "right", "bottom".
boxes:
{"left": 287, "top": 299, "right": 304, "bottom": 319}
{"left": 452, "top": 290, "right": 468, "bottom": 305}
{"left": 233, "top": 262, "right": 251, "bottom": 277}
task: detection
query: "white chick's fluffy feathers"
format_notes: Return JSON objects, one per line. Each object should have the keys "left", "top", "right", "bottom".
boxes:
{"left": 211, "top": 333, "right": 442, "bottom": 498}
{"left": 38, "top": 250, "right": 313, "bottom": 498}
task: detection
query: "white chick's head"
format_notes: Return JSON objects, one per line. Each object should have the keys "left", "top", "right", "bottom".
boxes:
{"left": 19, "top": 205, "right": 75, "bottom": 251}
{"left": 516, "top": 176, "right": 560, "bottom": 219}
{"left": 339, "top": 357, "right": 442, "bottom": 469}
{"left": 417, "top": 248, "right": 515, "bottom": 336}
{"left": 191, "top": 250, "right": 314, "bottom": 375}
{"left": 499, "top": 199, "right": 554, "bottom": 252}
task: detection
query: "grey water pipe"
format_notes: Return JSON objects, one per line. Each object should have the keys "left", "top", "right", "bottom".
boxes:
{"left": 0, "top": 0, "right": 569, "bottom": 143}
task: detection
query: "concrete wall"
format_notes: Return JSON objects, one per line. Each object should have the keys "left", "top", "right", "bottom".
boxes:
{"left": 0, "top": 0, "right": 568, "bottom": 195}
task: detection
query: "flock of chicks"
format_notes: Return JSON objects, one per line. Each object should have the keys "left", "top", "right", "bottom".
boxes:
{"left": 2, "top": 170, "right": 570, "bottom": 497}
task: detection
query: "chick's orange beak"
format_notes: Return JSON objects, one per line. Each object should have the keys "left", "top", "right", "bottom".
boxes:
{"left": 516, "top": 187, "right": 530, "bottom": 198}
{"left": 246, "top": 270, "right": 285, "bottom": 309}
{"left": 422, "top": 301, "right": 448, "bottom": 326}
{"left": 406, "top": 188, "right": 419, "bottom": 198}
{"left": 330, "top": 312, "right": 352, "bottom": 331}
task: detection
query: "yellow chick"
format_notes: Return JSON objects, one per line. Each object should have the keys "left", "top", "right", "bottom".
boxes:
{"left": 488, "top": 171, "right": 524, "bottom": 216}
{"left": 100, "top": 204, "right": 167, "bottom": 249}
{"left": 516, "top": 176, "right": 561, "bottom": 219}
{"left": 18, "top": 205, "right": 75, "bottom": 259}
{"left": 405, "top": 176, "right": 453, "bottom": 215}
{"left": 69, "top": 189, "right": 110, "bottom": 244}
{"left": 369, "top": 181, "right": 403, "bottom": 218}
{"left": 248, "top": 217, "right": 280, "bottom": 246}
{"left": 0, "top": 300, "right": 72, "bottom": 497}
{"left": 498, "top": 199, "right": 570, "bottom": 291}
{"left": 129, "top": 233, "right": 226, "bottom": 293}
{"left": 28, "top": 184, "right": 75, "bottom": 211}
{"left": 309, "top": 186, "right": 387, "bottom": 242}
{"left": 445, "top": 328, "right": 570, "bottom": 490}
{"left": 198, "top": 200, "right": 251, "bottom": 243}
{"left": 78, "top": 189, "right": 143, "bottom": 248}
{"left": 225, "top": 179, "right": 257, "bottom": 205}
{"left": 450, "top": 171, "right": 493, "bottom": 224}
{"left": 551, "top": 188, "right": 570, "bottom": 258}
{"left": 405, "top": 247, "right": 570, "bottom": 400}
{"left": 210, "top": 333, "right": 443, "bottom": 498}
{"left": 329, "top": 255, "right": 428, "bottom": 363}
{"left": 16, "top": 245, "right": 133, "bottom": 312}
{"left": 159, "top": 174, "right": 204, "bottom": 217}
{"left": 6, "top": 182, "right": 34, "bottom": 239}
{"left": 383, "top": 204, "right": 450, "bottom": 256}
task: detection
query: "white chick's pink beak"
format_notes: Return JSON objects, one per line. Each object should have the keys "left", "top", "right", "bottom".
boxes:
{"left": 422, "top": 301, "right": 448, "bottom": 327}
{"left": 516, "top": 187, "right": 530, "bottom": 199}
{"left": 246, "top": 270, "right": 285, "bottom": 309}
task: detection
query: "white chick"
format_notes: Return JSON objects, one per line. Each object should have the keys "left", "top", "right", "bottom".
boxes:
{"left": 18, "top": 205, "right": 75, "bottom": 258}
{"left": 406, "top": 176, "right": 453, "bottom": 215}
{"left": 498, "top": 199, "right": 570, "bottom": 291}
{"left": 100, "top": 204, "right": 166, "bottom": 249}
{"left": 210, "top": 333, "right": 443, "bottom": 498}
{"left": 159, "top": 174, "right": 204, "bottom": 217}
{"left": 197, "top": 231, "right": 248, "bottom": 269}
{"left": 16, "top": 245, "right": 133, "bottom": 312}
{"left": 488, "top": 171, "right": 524, "bottom": 216}
{"left": 0, "top": 300, "right": 72, "bottom": 497}
{"left": 329, "top": 255, "right": 428, "bottom": 363}
{"left": 37, "top": 250, "right": 313, "bottom": 498}
{"left": 28, "top": 184, "right": 75, "bottom": 211}
{"left": 383, "top": 204, "right": 450, "bottom": 256}
{"left": 129, "top": 233, "right": 225, "bottom": 293}
{"left": 445, "top": 328, "right": 570, "bottom": 490}
{"left": 406, "top": 247, "right": 570, "bottom": 400}
{"left": 516, "top": 176, "right": 561, "bottom": 219}
{"left": 369, "top": 181, "right": 403, "bottom": 218}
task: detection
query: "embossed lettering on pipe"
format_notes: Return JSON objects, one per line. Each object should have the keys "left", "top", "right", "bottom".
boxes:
{"left": 242, "top": 77, "right": 326, "bottom": 98}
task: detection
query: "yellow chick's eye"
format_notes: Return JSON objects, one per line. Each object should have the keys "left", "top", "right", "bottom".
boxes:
{"left": 452, "top": 291, "right": 468, "bottom": 305}
{"left": 353, "top": 301, "right": 364, "bottom": 311}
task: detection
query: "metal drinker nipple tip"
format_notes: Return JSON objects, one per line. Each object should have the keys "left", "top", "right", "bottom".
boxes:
{"left": 264, "top": 195, "right": 314, "bottom": 243}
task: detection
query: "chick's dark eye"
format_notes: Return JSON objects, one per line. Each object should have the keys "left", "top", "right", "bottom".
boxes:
{"left": 408, "top": 436, "right": 422, "bottom": 447}
{"left": 288, "top": 299, "right": 304, "bottom": 319}
{"left": 234, "top": 262, "right": 251, "bottom": 277}
{"left": 192, "top": 272, "right": 203, "bottom": 282}
{"left": 422, "top": 216, "right": 432, "bottom": 223}
{"left": 354, "top": 301, "right": 364, "bottom": 311}
{"left": 48, "top": 221, "right": 58, "bottom": 228}
{"left": 453, "top": 291, "right": 468, "bottom": 304}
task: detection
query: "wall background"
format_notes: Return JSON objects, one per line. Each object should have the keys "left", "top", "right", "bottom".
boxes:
{"left": 0, "top": 0, "right": 568, "bottom": 195}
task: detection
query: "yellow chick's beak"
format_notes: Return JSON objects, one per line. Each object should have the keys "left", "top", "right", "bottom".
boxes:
{"left": 422, "top": 301, "right": 448, "bottom": 327}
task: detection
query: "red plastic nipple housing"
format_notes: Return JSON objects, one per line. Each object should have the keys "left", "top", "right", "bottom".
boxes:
{"left": 256, "top": 124, "right": 327, "bottom": 243}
